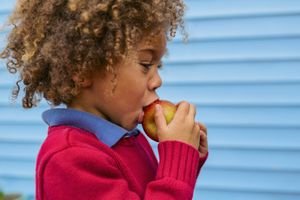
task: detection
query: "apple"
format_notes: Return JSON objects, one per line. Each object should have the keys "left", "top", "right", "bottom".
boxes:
{"left": 142, "top": 99, "right": 177, "bottom": 142}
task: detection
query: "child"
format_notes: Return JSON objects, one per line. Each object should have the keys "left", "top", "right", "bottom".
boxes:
{"left": 1, "top": 0, "right": 208, "bottom": 199}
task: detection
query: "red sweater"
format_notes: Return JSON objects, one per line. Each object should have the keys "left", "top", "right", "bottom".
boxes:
{"left": 36, "top": 125, "right": 207, "bottom": 199}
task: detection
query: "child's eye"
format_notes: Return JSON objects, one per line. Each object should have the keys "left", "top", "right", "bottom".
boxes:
{"left": 140, "top": 63, "right": 153, "bottom": 70}
{"left": 140, "top": 63, "right": 163, "bottom": 73}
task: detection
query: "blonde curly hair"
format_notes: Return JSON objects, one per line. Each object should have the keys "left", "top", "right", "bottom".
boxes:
{"left": 0, "top": 0, "right": 186, "bottom": 108}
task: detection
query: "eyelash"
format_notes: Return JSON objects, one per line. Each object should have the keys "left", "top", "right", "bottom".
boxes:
{"left": 140, "top": 63, "right": 163, "bottom": 72}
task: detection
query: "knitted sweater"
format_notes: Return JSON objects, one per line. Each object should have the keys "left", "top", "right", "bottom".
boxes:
{"left": 36, "top": 109, "right": 208, "bottom": 199}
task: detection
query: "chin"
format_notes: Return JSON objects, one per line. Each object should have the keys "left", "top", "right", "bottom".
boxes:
{"left": 118, "top": 112, "right": 140, "bottom": 131}
{"left": 119, "top": 121, "right": 137, "bottom": 131}
{"left": 130, "top": 121, "right": 139, "bottom": 130}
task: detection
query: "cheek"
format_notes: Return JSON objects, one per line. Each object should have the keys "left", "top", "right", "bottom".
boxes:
{"left": 124, "top": 84, "right": 146, "bottom": 104}
{"left": 118, "top": 83, "right": 147, "bottom": 111}
{"left": 131, "top": 80, "right": 147, "bottom": 99}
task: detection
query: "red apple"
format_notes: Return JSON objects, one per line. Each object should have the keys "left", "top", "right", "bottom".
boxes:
{"left": 142, "top": 99, "right": 177, "bottom": 142}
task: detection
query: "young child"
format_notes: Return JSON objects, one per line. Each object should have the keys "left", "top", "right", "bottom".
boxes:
{"left": 1, "top": 0, "right": 208, "bottom": 199}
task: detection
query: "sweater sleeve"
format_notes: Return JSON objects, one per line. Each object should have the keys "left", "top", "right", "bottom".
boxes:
{"left": 40, "top": 141, "right": 201, "bottom": 200}
{"left": 145, "top": 141, "right": 201, "bottom": 200}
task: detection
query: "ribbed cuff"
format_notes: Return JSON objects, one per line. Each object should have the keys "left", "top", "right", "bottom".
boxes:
{"left": 199, "top": 152, "right": 209, "bottom": 168}
{"left": 156, "top": 140, "right": 200, "bottom": 188}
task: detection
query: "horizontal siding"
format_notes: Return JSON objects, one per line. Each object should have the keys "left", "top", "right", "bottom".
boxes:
{"left": 159, "top": 83, "right": 300, "bottom": 105}
{"left": 0, "top": 124, "right": 46, "bottom": 142}
{"left": 172, "top": 1, "right": 300, "bottom": 200}
{"left": 0, "top": 0, "right": 300, "bottom": 199}
{"left": 166, "top": 37, "right": 300, "bottom": 62}
{"left": 198, "top": 168, "right": 300, "bottom": 192}
{"left": 160, "top": 61, "right": 300, "bottom": 83}
{"left": 3, "top": 35, "right": 300, "bottom": 62}
{"left": 185, "top": 14, "right": 300, "bottom": 40}
{"left": 206, "top": 126, "right": 300, "bottom": 151}
{"left": 0, "top": 0, "right": 16, "bottom": 13}
{"left": 185, "top": 0, "right": 300, "bottom": 19}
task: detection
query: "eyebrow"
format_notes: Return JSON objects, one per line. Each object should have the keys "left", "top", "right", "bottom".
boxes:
{"left": 138, "top": 48, "right": 167, "bottom": 58}
{"left": 138, "top": 48, "right": 155, "bottom": 54}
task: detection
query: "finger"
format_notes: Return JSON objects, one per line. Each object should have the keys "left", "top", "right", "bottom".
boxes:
{"left": 193, "top": 122, "right": 200, "bottom": 135}
{"left": 198, "top": 122, "right": 207, "bottom": 135}
{"left": 199, "top": 131, "right": 208, "bottom": 155}
{"left": 173, "top": 101, "right": 190, "bottom": 122}
{"left": 188, "top": 103, "right": 196, "bottom": 121}
{"left": 199, "top": 130, "right": 208, "bottom": 148}
{"left": 200, "top": 130, "right": 207, "bottom": 141}
{"left": 193, "top": 122, "right": 201, "bottom": 147}
{"left": 198, "top": 146, "right": 208, "bottom": 158}
{"left": 154, "top": 104, "right": 167, "bottom": 132}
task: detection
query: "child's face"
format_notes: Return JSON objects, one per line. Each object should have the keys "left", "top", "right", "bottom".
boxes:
{"left": 82, "top": 30, "right": 166, "bottom": 130}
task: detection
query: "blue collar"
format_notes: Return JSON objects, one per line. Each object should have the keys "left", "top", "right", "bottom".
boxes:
{"left": 42, "top": 108, "right": 140, "bottom": 147}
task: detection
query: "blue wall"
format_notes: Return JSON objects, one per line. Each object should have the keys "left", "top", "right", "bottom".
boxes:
{"left": 1, "top": 0, "right": 300, "bottom": 199}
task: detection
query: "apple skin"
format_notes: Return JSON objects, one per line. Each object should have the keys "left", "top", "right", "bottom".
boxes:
{"left": 142, "top": 99, "right": 177, "bottom": 142}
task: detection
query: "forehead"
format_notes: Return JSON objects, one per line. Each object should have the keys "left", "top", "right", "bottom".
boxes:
{"left": 137, "top": 31, "right": 167, "bottom": 56}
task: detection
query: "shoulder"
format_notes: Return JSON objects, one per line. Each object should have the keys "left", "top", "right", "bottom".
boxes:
{"left": 37, "top": 125, "right": 117, "bottom": 168}
{"left": 35, "top": 126, "right": 125, "bottom": 200}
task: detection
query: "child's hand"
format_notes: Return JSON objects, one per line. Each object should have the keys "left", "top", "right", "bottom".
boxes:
{"left": 154, "top": 101, "right": 200, "bottom": 150}
{"left": 197, "top": 122, "right": 208, "bottom": 158}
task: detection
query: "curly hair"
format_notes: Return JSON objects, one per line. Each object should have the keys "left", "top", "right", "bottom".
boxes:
{"left": 0, "top": 0, "right": 186, "bottom": 108}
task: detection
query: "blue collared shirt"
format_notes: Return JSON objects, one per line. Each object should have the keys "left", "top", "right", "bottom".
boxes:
{"left": 42, "top": 108, "right": 140, "bottom": 147}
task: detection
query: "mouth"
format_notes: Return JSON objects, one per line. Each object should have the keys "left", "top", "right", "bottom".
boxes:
{"left": 137, "top": 99, "right": 159, "bottom": 124}
{"left": 143, "top": 98, "right": 160, "bottom": 111}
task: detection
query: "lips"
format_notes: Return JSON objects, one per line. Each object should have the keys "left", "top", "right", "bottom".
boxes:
{"left": 143, "top": 99, "right": 160, "bottom": 111}
{"left": 137, "top": 99, "right": 159, "bottom": 124}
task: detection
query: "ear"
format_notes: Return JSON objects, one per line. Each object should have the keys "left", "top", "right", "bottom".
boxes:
{"left": 72, "top": 74, "right": 92, "bottom": 88}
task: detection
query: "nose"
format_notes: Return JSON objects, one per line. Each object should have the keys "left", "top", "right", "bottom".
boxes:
{"left": 148, "top": 68, "right": 162, "bottom": 91}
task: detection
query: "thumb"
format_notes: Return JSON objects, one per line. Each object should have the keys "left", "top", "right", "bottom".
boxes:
{"left": 154, "top": 104, "right": 167, "bottom": 132}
